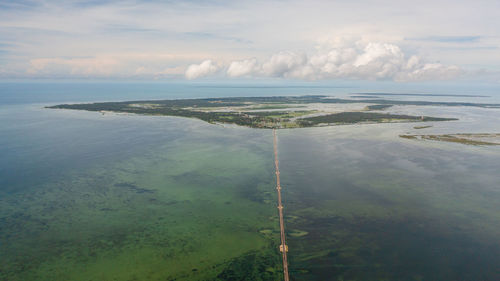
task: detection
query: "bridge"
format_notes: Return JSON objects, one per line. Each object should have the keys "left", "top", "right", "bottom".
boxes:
{"left": 273, "top": 129, "right": 290, "bottom": 281}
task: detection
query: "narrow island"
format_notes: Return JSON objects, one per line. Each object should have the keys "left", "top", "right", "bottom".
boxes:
{"left": 400, "top": 133, "right": 500, "bottom": 146}
{"left": 46, "top": 95, "right": 468, "bottom": 129}
{"left": 413, "top": 125, "right": 433, "bottom": 129}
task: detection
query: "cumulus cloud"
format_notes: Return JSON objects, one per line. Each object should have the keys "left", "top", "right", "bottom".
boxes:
{"left": 262, "top": 52, "right": 312, "bottom": 78}
{"left": 23, "top": 41, "right": 463, "bottom": 81}
{"left": 227, "top": 58, "right": 258, "bottom": 77}
{"left": 219, "top": 40, "right": 463, "bottom": 81}
{"left": 185, "top": 60, "right": 219, "bottom": 80}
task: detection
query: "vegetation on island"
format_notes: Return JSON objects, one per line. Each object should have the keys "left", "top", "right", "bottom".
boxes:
{"left": 365, "top": 104, "right": 393, "bottom": 110}
{"left": 413, "top": 125, "right": 433, "bottom": 129}
{"left": 350, "top": 95, "right": 380, "bottom": 98}
{"left": 47, "top": 95, "right": 484, "bottom": 129}
{"left": 298, "top": 112, "right": 456, "bottom": 126}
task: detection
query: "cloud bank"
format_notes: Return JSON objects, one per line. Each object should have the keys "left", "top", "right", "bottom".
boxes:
{"left": 1, "top": 1, "right": 499, "bottom": 81}
{"left": 187, "top": 41, "right": 462, "bottom": 81}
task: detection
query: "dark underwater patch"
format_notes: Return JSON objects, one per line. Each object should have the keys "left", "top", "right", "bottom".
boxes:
{"left": 114, "top": 182, "right": 154, "bottom": 194}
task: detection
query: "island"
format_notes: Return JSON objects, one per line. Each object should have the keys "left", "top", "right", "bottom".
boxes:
{"left": 45, "top": 95, "right": 481, "bottom": 129}
{"left": 400, "top": 134, "right": 500, "bottom": 146}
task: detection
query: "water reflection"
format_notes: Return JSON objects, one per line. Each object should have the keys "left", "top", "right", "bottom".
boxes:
{"left": 279, "top": 124, "right": 500, "bottom": 280}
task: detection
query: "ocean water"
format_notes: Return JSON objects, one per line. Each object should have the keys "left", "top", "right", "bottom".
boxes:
{"left": 279, "top": 125, "right": 500, "bottom": 280}
{"left": 1, "top": 81, "right": 500, "bottom": 280}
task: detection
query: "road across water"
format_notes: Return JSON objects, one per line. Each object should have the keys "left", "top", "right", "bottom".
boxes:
{"left": 273, "top": 129, "right": 289, "bottom": 281}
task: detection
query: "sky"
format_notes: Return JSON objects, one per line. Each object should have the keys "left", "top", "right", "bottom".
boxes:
{"left": 0, "top": 0, "right": 499, "bottom": 82}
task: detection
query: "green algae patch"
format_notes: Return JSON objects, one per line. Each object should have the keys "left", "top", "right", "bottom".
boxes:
{"left": 259, "top": 229, "right": 274, "bottom": 235}
{"left": 212, "top": 247, "right": 283, "bottom": 281}
{"left": 289, "top": 229, "right": 309, "bottom": 237}
{"left": 0, "top": 128, "right": 281, "bottom": 281}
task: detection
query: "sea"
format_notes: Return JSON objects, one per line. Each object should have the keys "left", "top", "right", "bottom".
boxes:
{"left": 1, "top": 81, "right": 500, "bottom": 281}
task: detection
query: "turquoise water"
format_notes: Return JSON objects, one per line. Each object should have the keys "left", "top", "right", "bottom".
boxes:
{"left": 1, "top": 81, "right": 500, "bottom": 280}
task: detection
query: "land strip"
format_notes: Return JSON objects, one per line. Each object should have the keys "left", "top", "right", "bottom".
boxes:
{"left": 400, "top": 133, "right": 500, "bottom": 145}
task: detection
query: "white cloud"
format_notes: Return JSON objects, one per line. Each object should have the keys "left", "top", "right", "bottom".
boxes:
{"left": 23, "top": 41, "right": 463, "bottom": 81}
{"left": 398, "top": 63, "right": 462, "bottom": 82}
{"left": 1, "top": 1, "right": 499, "bottom": 80}
{"left": 185, "top": 60, "right": 219, "bottom": 80}
{"left": 216, "top": 40, "right": 463, "bottom": 81}
{"left": 227, "top": 58, "right": 258, "bottom": 77}
{"left": 262, "top": 52, "right": 311, "bottom": 78}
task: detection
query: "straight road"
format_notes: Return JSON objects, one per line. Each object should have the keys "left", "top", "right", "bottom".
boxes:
{"left": 273, "top": 129, "right": 289, "bottom": 281}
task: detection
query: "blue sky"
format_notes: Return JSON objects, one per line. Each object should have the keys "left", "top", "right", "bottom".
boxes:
{"left": 0, "top": 0, "right": 499, "bottom": 82}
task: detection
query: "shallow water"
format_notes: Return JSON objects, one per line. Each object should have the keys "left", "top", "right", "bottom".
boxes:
{"left": 0, "top": 102, "right": 282, "bottom": 280}
{"left": 1, "top": 82, "right": 500, "bottom": 280}
{"left": 278, "top": 123, "right": 500, "bottom": 281}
